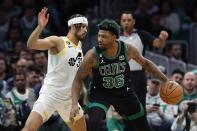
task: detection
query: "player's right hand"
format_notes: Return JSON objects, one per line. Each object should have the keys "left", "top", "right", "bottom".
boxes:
{"left": 38, "top": 7, "right": 49, "bottom": 29}
{"left": 69, "top": 104, "right": 79, "bottom": 123}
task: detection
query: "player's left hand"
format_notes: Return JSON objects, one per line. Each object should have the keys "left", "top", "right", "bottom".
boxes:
{"left": 69, "top": 104, "right": 79, "bottom": 123}
{"left": 159, "top": 31, "right": 168, "bottom": 41}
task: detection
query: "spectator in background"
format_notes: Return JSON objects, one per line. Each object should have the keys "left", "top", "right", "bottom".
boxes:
{"left": 20, "top": 5, "right": 37, "bottom": 41}
{"left": 167, "top": 43, "right": 183, "bottom": 61}
{"left": 192, "top": 69, "right": 197, "bottom": 88}
{"left": 1, "top": 27, "right": 22, "bottom": 55}
{"left": 0, "top": 56, "right": 11, "bottom": 92}
{"left": 19, "top": 49, "right": 34, "bottom": 65}
{"left": 171, "top": 100, "right": 197, "bottom": 131}
{"left": 14, "top": 41, "right": 26, "bottom": 57}
{"left": 146, "top": 0, "right": 159, "bottom": 15}
{"left": 134, "top": 0, "right": 151, "bottom": 31}
{"left": 0, "top": 59, "right": 7, "bottom": 81}
{"left": 1, "top": 0, "right": 21, "bottom": 20}
{"left": 33, "top": 51, "right": 47, "bottom": 75}
{"left": 150, "top": 12, "right": 171, "bottom": 40}
{"left": 170, "top": 69, "right": 185, "bottom": 84}
{"left": 179, "top": 72, "right": 197, "bottom": 113}
{"left": 6, "top": 73, "right": 31, "bottom": 129}
{"left": 0, "top": 49, "right": 5, "bottom": 60}
{"left": 7, "top": 58, "right": 29, "bottom": 89}
{"left": 9, "top": 16, "right": 21, "bottom": 29}
{"left": 146, "top": 78, "right": 173, "bottom": 131}
{"left": 0, "top": 80, "right": 9, "bottom": 96}
{"left": 15, "top": 59, "right": 29, "bottom": 74}
{"left": 182, "top": 72, "right": 197, "bottom": 100}
{"left": 0, "top": 7, "right": 9, "bottom": 45}
{"left": 119, "top": 11, "right": 168, "bottom": 110}
{"left": 160, "top": 1, "right": 180, "bottom": 34}
{"left": 43, "top": 0, "right": 61, "bottom": 34}
{"left": 0, "top": 91, "right": 18, "bottom": 131}
{"left": 26, "top": 65, "right": 42, "bottom": 109}
{"left": 157, "top": 65, "right": 167, "bottom": 75}
{"left": 0, "top": 58, "right": 10, "bottom": 94}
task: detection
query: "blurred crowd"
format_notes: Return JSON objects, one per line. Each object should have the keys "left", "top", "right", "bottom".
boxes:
{"left": 0, "top": 0, "right": 197, "bottom": 131}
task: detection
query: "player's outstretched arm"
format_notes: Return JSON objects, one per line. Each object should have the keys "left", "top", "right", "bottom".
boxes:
{"left": 27, "top": 7, "right": 60, "bottom": 50}
{"left": 70, "top": 49, "right": 97, "bottom": 121}
{"left": 126, "top": 44, "right": 168, "bottom": 83}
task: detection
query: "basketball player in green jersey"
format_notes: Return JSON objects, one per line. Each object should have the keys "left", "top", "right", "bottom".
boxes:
{"left": 69, "top": 19, "right": 173, "bottom": 131}
{"left": 22, "top": 7, "right": 87, "bottom": 131}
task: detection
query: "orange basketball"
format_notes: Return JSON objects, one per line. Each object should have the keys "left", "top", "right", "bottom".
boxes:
{"left": 160, "top": 80, "right": 183, "bottom": 104}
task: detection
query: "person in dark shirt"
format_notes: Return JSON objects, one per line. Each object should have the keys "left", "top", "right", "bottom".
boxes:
{"left": 119, "top": 11, "right": 168, "bottom": 109}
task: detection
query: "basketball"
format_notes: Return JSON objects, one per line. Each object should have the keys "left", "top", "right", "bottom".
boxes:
{"left": 160, "top": 80, "right": 183, "bottom": 104}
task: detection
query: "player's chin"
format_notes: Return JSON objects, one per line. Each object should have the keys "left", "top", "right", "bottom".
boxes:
{"left": 79, "top": 35, "right": 86, "bottom": 40}
{"left": 99, "top": 45, "right": 106, "bottom": 50}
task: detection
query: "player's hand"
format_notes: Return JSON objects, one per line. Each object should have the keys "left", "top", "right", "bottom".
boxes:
{"left": 161, "top": 80, "right": 175, "bottom": 87}
{"left": 146, "top": 105, "right": 153, "bottom": 113}
{"left": 159, "top": 31, "right": 168, "bottom": 41}
{"left": 38, "top": 7, "right": 49, "bottom": 29}
{"left": 69, "top": 104, "right": 79, "bottom": 123}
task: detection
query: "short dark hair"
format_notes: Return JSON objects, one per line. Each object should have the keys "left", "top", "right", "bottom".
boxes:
{"left": 121, "top": 11, "right": 132, "bottom": 15}
{"left": 14, "top": 72, "right": 26, "bottom": 81}
{"left": 171, "top": 69, "right": 184, "bottom": 76}
{"left": 151, "top": 78, "right": 161, "bottom": 86}
{"left": 97, "top": 19, "right": 120, "bottom": 38}
{"left": 121, "top": 11, "right": 135, "bottom": 18}
{"left": 187, "top": 102, "right": 197, "bottom": 114}
{"left": 68, "top": 14, "right": 86, "bottom": 31}
{"left": 27, "top": 65, "right": 41, "bottom": 74}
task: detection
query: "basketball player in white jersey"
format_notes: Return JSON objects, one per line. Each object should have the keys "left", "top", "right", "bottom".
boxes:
{"left": 22, "top": 7, "right": 88, "bottom": 131}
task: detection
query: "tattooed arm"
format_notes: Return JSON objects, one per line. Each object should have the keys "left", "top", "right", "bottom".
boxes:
{"left": 70, "top": 49, "right": 97, "bottom": 121}
{"left": 126, "top": 44, "right": 168, "bottom": 83}
{"left": 71, "top": 49, "right": 97, "bottom": 106}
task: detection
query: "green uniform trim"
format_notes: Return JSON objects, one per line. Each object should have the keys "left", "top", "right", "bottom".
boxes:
{"left": 124, "top": 103, "right": 144, "bottom": 121}
{"left": 11, "top": 90, "right": 24, "bottom": 105}
{"left": 87, "top": 102, "right": 108, "bottom": 113}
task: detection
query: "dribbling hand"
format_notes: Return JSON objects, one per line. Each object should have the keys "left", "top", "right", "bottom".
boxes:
{"left": 38, "top": 7, "right": 49, "bottom": 29}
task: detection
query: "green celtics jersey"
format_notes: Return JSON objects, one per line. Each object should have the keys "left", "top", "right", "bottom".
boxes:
{"left": 92, "top": 41, "right": 130, "bottom": 94}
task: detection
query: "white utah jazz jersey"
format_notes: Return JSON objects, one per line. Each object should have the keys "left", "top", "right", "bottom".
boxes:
{"left": 40, "top": 37, "right": 83, "bottom": 100}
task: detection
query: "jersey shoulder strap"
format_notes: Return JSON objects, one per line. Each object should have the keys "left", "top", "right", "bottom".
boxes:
{"left": 118, "top": 40, "right": 129, "bottom": 62}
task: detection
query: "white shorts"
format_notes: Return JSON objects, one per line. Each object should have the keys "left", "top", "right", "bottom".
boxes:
{"left": 32, "top": 93, "right": 84, "bottom": 123}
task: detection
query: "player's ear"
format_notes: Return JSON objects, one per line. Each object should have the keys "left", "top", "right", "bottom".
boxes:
{"left": 112, "top": 35, "right": 117, "bottom": 41}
